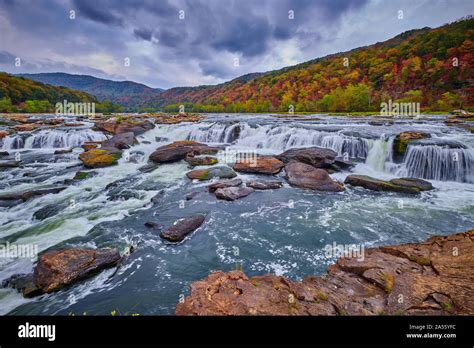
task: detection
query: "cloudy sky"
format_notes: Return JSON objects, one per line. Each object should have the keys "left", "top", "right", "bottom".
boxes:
{"left": 0, "top": 0, "right": 471, "bottom": 89}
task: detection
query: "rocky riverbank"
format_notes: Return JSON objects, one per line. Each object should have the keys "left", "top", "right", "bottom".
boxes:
{"left": 176, "top": 229, "right": 474, "bottom": 316}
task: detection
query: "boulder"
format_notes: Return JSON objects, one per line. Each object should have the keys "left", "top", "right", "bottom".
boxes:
{"left": 101, "top": 132, "right": 137, "bottom": 150}
{"left": 233, "top": 156, "right": 284, "bottom": 175}
{"left": 79, "top": 147, "right": 121, "bottom": 168}
{"left": 208, "top": 178, "right": 243, "bottom": 192}
{"left": 344, "top": 175, "right": 420, "bottom": 194}
{"left": 176, "top": 229, "right": 474, "bottom": 316}
{"left": 160, "top": 215, "right": 206, "bottom": 242}
{"left": 185, "top": 155, "right": 218, "bottom": 167}
{"left": 186, "top": 166, "right": 237, "bottom": 181}
{"left": 393, "top": 131, "right": 430, "bottom": 161}
{"left": 388, "top": 178, "right": 434, "bottom": 191}
{"left": 138, "top": 162, "right": 160, "bottom": 173}
{"left": 149, "top": 141, "right": 220, "bottom": 164}
{"left": 215, "top": 186, "right": 254, "bottom": 201}
{"left": 246, "top": 180, "right": 283, "bottom": 190}
{"left": 277, "top": 147, "right": 337, "bottom": 168}
{"left": 284, "top": 161, "right": 344, "bottom": 192}
{"left": 33, "top": 248, "right": 121, "bottom": 293}
{"left": 0, "top": 160, "right": 20, "bottom": 169}
{"left": 95, "top": 119, "right": 154, "bottom": 135}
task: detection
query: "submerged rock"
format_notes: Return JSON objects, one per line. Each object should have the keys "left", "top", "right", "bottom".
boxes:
{"left": 33, "top": 203, "right": 68, "bottom": 220}
{"left": 186, "top": 166, "right": 237, "bottom": 181}
{"left": 176, "top": 229, "right": 474, "bottom": 316}
{"left": 33, "top": 248, "right": 121, "bottom": 294}
{"left": 285, "top": 161, "right": 344, "bottom": 192}
{"left": 79, "top": 147, "right": 121, "bottom": 168}
{"left": 277, "top": 147, "right": 337, "bottom": 168}
{"left": 215, "top": 186, "right": 254, "bottom": 201}
{"left": 246, "top": 180, "right": 283, "bottom": 190}
{"left": 160, "top": 215, "right": 206, "bottom": 242}
{"left": 344, "top": 175, "right": 422, "bottom": 194}
{"left": 233, "top": 156, "right": 284, "bottom": 175}
{"left": 207, "top": 178, "right": 243, "bottom": 192}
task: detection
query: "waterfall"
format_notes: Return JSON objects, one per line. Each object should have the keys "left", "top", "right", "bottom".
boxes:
{"left": 396, "top": 145, "right": 474, "bottom": 183}
{"left": 1, "top": 129, "right": 107, "bottom": 150}
{"left": 365, "top": 136, "right": 394, "bottom": 171}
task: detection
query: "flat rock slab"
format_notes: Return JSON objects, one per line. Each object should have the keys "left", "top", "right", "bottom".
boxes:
{"left": 186, "top": 166, "right": 237, "bottom": 181}
{"left": 160, "top": 215, "right": 206, "bottom": 242}
{"left": 246, "top": 180, "right": 283, "bottom": 190}
{"left": 150, "top": 141, "right": 221, "bottom": 164}
{"left": 176, "top": 229, "right": 474, "bottom": 315}
{"left": 233, "top": 156, "right": 284, "bottom": 175}
{"left": 388, "top": 177, "right": 434, "bottom": 191}
{"left": 101, "top": 132, "right": 137, "bottom": 150}
{"left": 185, "top": 155, "right": 218, "bottom": 166}
{"left": 277, "top": 147, "right": 337, "bottom": 168}
{"left": 345, "top": 175, "right": 423, "bottom": 194}
{"left": 215, "top": 186, "right": 254, "bottom": 201}
{"left": 208, "top": 178, "right": 242, "bottom": 192}
{"left": 33, "top": 248, "right": 121, "bottom": 293}
{"left": 285, "top": 161, "right": 344, "bottom": 192}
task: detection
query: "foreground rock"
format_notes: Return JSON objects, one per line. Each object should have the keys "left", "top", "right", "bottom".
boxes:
{"left": 160, "top": 215, "right": 206, "bottom": 242}
{"left": 393, "top": 131, "right": 430, "bottom": 161}
{"left": 285, "top": 161, "right": 344, "bottom": 192}
{"left": 233, "top": 156, "right": 284, "bottom": 175}
{"left": 277, "top": 147, "right": 337, "bottom": 168}
{"left": 101, "top": 132, "right": 137, "bottom": 150}
{"left": 149, "top": 141, "right": 220, "bottom": 164}
{"left": 344, "top": 175, "right": 429, "bottom": 194}
{"left": 186, "top": 166, "right": 237, "bottom": 181}
{"left": 28, "top": 248, "right": 121, "bottom": 294}
{"left": 79, "top": 147, "right": 121, "bottom": 168}
{"left": 176, "top": 229, "right": 474, "bottom": 315}
{"left": 215, "top": 186, "right": 254, "bottom": 201}
{"left": 208, "top": 178, "right": 242, "bottom": 192}
{"left": 246, "top": 180, "right": 283, "bottom": 190}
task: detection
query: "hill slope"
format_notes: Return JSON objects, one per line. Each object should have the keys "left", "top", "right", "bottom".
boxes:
{"left": 156, "top": 17, "right": 474, "bottom": 112}
{"left": 16, "top": 72, "right": 163, "bottom": 109}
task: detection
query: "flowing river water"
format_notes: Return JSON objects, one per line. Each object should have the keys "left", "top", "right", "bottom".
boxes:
{"left": 0, "top": 113, "right": 473, "bottom": 315}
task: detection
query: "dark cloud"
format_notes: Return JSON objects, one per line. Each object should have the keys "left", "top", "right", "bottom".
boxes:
{"left": 134, "top": 28, "right": 153, "bottom": 41}
{"left": 73, "top": 0, "right": 123, "bottom": 26}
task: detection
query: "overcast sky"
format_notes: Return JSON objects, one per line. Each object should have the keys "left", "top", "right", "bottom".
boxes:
{"left": 0, "top": 0, "right": 471, "bottom": 89}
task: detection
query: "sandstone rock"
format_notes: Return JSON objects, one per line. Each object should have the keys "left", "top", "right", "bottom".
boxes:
{"left": 186, "top": 166, "right": 237, "bottom": 181}
{"left": 12, "top": 124, "right": 37, "bottom": 132}
{"left": 101, "top": 132, "right": 137, "bottom": 150}
{"left": 160, "top": 215, "right": 206, "bottom": 242}
{"left": 149, "top": 141, "right": 220, "bottom": 164}
{"left": 215, "top": 186, "right": 254, "bottom": 201}
{"left": 0, "top": 130, "right": 9, "bottom": 138}
{"left": 81, "top": 141, "right": 101, "bottom": 151}
{"left": 393, "top": 131, "right": 431, "bottom": 161}
{"left": 79, "top": 147, "right": 121, "bottom": 168}
{"left": 33, "top": 248, "right": 121, "bottom": 293}
{"left": 246, "top": 180, "right": 283, "bottom": 190}
{"left": 176, "top": 230, "right": 474, "bottom": 316}
{"left": 388, "top": 178, "right": 433, "bottom": 191}
{"left": 185, "top": 155, "right": 218, "bottom": 167}
{"left": 208, "top": 178, "right": 242, "bottom": 192}
{"left": 285, "top": 161, "right": 344, "bottom": 192}
{"left": 344, "top": 175, "right": 420, "bottom": 194}
{"left": 233, "top": 156, "right": 284, "bottom": 175}
{"left": 95, "top": 119, "right": 154, "bottom": 135}
{"left": 277, "top": 147, "right": 337, "bottom": 168}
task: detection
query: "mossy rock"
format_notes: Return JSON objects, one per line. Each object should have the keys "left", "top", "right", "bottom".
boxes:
{"left": 392, "top": 131, "right": 430, "bottom": 161}
{"left": 79, "top": 148, "right": 121, "bottom": 168}
{"left": 186, "top": 166, "right": 237, "bottom": 181}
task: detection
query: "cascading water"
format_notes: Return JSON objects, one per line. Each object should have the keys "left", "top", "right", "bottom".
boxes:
{"left": 396, "top": 145, "right": 474, "bottom": 183}
{"left": 1, "top": 129, "right": 107, "bottom": 150}
{"left": 365, "top": 136, "right": 394, "bottom": 172}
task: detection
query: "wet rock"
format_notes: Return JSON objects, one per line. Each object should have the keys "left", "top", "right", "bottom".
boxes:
{"left": 73, "top": 170, "right": 98, "bottom": 180}
{"left": 160, "top": 215, "right": 206, "bottom": 242}
{"left": 150, "top": 191, "right": 164, "bottom": 205}
{"left": 334, "top": 157, "right": 355, "bottom": 170}
{"left": 186, "top": 166, "right": 237, "bottom": 181}
{"left": 54, "top": 149, "right": 73, "bottom": 155}
{"left": 0, "top": 151, "right": 9, "bottom": 157}
{"left": 81, "top": 141, "right": 102, "bottom": 151}
{"left": 33, "top": 248, "right": 121, "bottom": 293}
{"left": 33, "top": 203, "right": 68, "bottom": 220}
{"left": 277, "top": 147, "right": 337, "bottom": 168}
{"left": 2, "top": 274, "right": 42, "bottom": 298}
{"left": 393, "top": 131, "right": 431, "bottom": 161}
{"left": 138, "top": 162, "right": 160, "bottom": 173}
{"left": 0, "top": 186, "right": 68, "bottom": 206}
{"left": 285, "top": 161, "right": 344, "bottom": 192}
{"left": 155, "top": 136, "right": 169, "bottom": 142}
{"left": 79, "top": 147, "right": 121, "bottom": 168}
{"left": 149, "top": 141, "right": 220, "bottom": 164}
{"left": 344, "top": 175, "right": 420, "bottom": 194}
{"left": 95, "top": 119, "right": 154, "bottom": 135}
{"left": 215, "top": 186, "right": 254, "bottom": 201}
{"left": 388, "top": 178, "right": 434, "bottom": 191}
{"left": 0, "top": 160, "right": 20, "bottom": 169}
{"left": 176, "top": 229, "right": 474, "bottom": 316}
{"left": 233, "top": 156, "right": 284, "bottom": 175}
{"left": 185, "top": 155, "right": 218, "bottom": 167}
{"left": 12, "top": 124, "right": 37, "bottom": 132}
{"left": 207, "top": 178, "right": 242, "bottom": 192}
{"left": 101, "top": 132, "right": 137, "bottom": 150}
{"left": 144, "top": 221, "right": 163, "bottom": 229}
{"left": 0, "top": 130, "right": 9, "bottom": 138}
{"left": 246, "top": 180, "right": 283, "bottom": 190}
{"left": 186, "top": 191, "right": 200, "bottom": 200}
